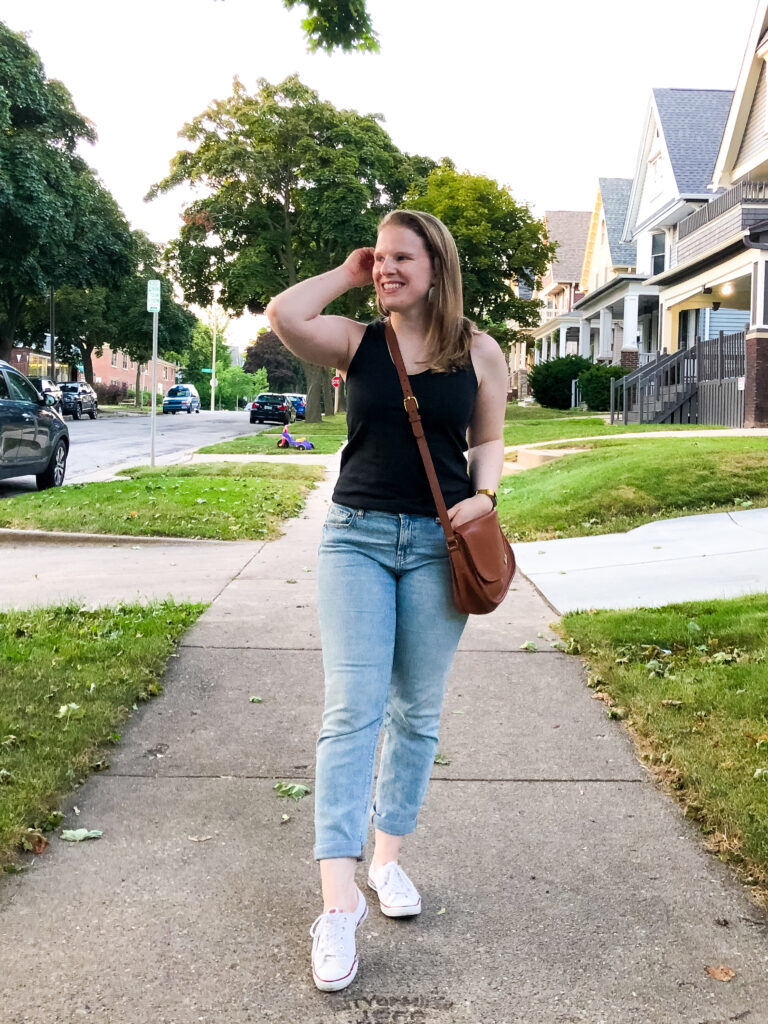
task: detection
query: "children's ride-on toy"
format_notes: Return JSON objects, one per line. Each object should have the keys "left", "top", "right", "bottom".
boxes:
{"left": 277, "top": 425, "right": 315, "bottom": 450}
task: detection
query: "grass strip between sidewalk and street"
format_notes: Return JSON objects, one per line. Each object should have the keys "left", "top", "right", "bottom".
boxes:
{"left": 0, "top": 462, "right": 324, "bottom": 541}
{"left": 199, "top": 412, "right": 348, "bottom": 455}
{"left": 499, "top": 437, "right": 768, "bottom": 540}
{"left": 559, "top": 594, "right": 768, "bottom": 904}
{"left": 0, "top": 600, "right": 205, "bottom": 867}
{"left": 504, "top": 418, "right": 725, "bottom": 448}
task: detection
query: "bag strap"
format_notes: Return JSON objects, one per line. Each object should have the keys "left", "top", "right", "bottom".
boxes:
{"left": 384, "top": 320, "right": 457, "bottom": 547}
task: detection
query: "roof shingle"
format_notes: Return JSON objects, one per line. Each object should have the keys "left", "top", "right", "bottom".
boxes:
{"left": 653, "top": 88, "right": 734, "bottom": 194}
{"left": 545, "top": 210, "right": 592, "bottom": 283}
{"left": 598, "top": 177, "right": 636, "bottom": 267}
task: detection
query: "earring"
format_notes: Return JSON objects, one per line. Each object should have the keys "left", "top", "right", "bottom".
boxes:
{"left": 427, "top": 286, "right": 435, "bottom": 302}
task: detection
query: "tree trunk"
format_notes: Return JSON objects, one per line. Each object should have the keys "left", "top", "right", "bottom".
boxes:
{"left": 304, "top": 363, "right": 323, "bottom": 423}
{"left": 321, "top": 367, "right": 334, "bottom": 418}
{"left": 80, "top": 343, "right": 95, "bottom": 386}
{"left": 0, "top": 292, "right": 26, "bottom": 363}
{"left": 135, "top": 364, "right": 142, "bottom": 407}
{"left": 334, "top": 375, "right": 347, "bottom": 415}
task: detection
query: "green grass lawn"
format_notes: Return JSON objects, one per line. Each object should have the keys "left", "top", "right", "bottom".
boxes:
{"left": 560, "top": 595, "right": 768, "bottom": 898}
{"left": 263, "top": 413, "right": 348, "bottom": 434}
{"left": 499, "top": 437, "right": 768, "bottom": 540}
{"left": 504, "top": 418, "right": 725, "bottom": 448}
{"left": 0, "top": 462, "right": 323, "bottom": 541}
{"left": 199, "top": 432, "right": 345, "bottom": 455}
{"left": 0, "top": 601, "right": 204, "bottom": 867}
{"left": 505, "top": 404, "right": 594, "bottom": 421}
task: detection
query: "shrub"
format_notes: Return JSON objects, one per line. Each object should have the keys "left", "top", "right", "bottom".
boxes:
{"left": 93, "top": 381, "right": 127, "bottom": 405}
{"left": 577, "top": 364, "right": 630, "bottom": 411}
{"left": 528, "top": 355, "right": 592, "bottom": 409}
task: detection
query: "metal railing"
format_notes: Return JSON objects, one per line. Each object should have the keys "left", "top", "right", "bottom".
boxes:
{"left": 678, "top": 181, "right": 768, "bottom": 240}
{"left": 610, "top": 330, "right": 747, "bottom": 425}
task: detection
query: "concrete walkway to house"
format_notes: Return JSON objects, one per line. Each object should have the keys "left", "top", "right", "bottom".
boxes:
{"left": 1, "top": 468, "right": 768, "bottom": 1024}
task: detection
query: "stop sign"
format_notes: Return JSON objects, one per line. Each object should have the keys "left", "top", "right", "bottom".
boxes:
{"left": 332, "top": 375, "right": 341, "bottom": 388}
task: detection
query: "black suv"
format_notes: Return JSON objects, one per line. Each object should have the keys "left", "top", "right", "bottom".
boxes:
{"left": 27, "top": 376, "right": 63, "bottom": 412}
{"left": 0, "top": 360, "right": 70, "bottom": 488}
{"left": 60, "top": 381, "right": 98, "bottom": 420}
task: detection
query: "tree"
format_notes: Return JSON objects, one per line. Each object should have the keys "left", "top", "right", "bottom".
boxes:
{"left": 217, "top": 365, "right": 268, "bottom": 410}
{"left": 150, "top": 75, "right": 434, "bottom": 420}
{"left": 244, "top": 331, "right": 303, "bottom": 391}
{"left": 0, "top": 22, "right": 133, "bottom": 361}
{"left": 403, "top": 163, "right": 555, "bottom": 352}
{"left": 281, "top": 0, "right": 378, "bottom": 52}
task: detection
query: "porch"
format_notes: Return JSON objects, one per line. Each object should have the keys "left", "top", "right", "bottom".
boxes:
{"left": 572, "top": 276, "right": 660, "bottom": 368}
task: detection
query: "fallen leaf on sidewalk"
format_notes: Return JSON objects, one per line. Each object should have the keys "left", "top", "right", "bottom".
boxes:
{"left": 60, "top": 829, "right": 103, "bottom": 842}
{"left": 274, "top": 781, "right": 310, "bottom": 800}
{"left": 433, "top": 753, "right": 451, "bottom": 765}
{"left": 285, "top": 578, "right": 297, "bottom": 584}
{"left": 520, "top": 641, "right": 537, "bottom": 652}
{"left": 437, "top": 907, "right": 446, "bottom": 915}
{"left": 249, "top": 696, "right": 264, "bottom": 703}
{"left": 188, "top": 835, "right": 213, "bottom": 843}
{"left": 281, "top": 814, "right": 291, "bottom": 823}
{"left": 705, "top": 965, "right": 735, "bottom": 982}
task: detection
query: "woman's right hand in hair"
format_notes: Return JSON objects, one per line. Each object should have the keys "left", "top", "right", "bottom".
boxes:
{"left": 342, "top": 247, "right": 375, "bottom": 289}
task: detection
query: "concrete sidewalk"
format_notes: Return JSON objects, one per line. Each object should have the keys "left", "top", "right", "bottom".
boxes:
{"left": 1, "top": 478, "right": 768, "bottom": 1023}
{"left": 515, "top": 507, "right": 768, "bottom": 614}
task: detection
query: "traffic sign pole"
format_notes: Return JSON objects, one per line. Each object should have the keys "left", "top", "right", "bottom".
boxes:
{"left": 147, "top": 280, "right": 162, "bottom": 468}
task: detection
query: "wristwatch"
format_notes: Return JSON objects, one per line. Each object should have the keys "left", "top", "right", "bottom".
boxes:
{"left": 475, "top": 488, "right": 497, "bottom": 508}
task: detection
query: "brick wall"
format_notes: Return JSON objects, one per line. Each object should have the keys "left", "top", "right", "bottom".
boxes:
{"left": 744, "top": 329, "right": 768, "bottom": 427}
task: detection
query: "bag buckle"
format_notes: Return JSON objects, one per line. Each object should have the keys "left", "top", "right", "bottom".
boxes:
{"left": 403, "top": 395, "right": 419, "bottom": 412}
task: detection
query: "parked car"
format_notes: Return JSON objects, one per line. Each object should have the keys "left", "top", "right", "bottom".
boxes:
{"left": 285, "top": 393, "right": 306, "bottom": 418}
{"left": 0, "top": 360, "right": 69, "bottom": 489}
{"left": 163, "top": 384, "right": 201, "bottom": 415}
{"left": 60, "top": 381, "right": 98, "bottom": 420}
{"left": 27, "top": 376, "right": 63, "bottom": 412}
{"left": 249, "top": 393, "right": 296, "bottom": 425}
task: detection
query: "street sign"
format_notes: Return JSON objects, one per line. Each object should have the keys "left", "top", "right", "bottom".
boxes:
{"left": 201, "top": 368, "right": 213, "bottom": 373}
{"left": 146, "top": 279, "right": 161, "bottom": 313}
{"left": 332, "top": 375, "right": 340, "bottom": 388}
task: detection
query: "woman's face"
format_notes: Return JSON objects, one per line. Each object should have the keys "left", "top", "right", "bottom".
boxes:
{"left": 373, "top": 224, "right": 434, "bottom": 312}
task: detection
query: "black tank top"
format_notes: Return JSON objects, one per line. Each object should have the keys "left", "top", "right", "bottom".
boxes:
{"left": 332, "top": 320, "right": 478, "bottom": 516}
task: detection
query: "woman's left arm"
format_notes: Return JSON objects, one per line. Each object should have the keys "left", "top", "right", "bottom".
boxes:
{"left": 447, "top": 333, "right": 509, "bottom": 528}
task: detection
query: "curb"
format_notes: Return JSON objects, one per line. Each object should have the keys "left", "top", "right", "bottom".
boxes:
{"left": 0, "top": 528, "right": 257, "bottom": 547}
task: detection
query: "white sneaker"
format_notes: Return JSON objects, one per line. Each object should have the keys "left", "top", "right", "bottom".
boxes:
{"left": 367, "top": 861, "right": 422, "bottom": 917}
{"left": 309, "top": 887, "right": 368, "bottom": 992}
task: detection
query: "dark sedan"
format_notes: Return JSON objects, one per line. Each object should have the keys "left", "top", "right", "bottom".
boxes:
{"left": 0, "top": 360, "right": 69, "bottom": 489}
{"left": 249, "top": 393, "right": 296, "bottom": 425}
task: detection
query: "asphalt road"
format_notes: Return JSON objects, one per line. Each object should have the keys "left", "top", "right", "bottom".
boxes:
{"left": 0, "top": 409, "right": 260, "bottom": 498}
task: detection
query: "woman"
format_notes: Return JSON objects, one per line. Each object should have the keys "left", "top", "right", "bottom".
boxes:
{"left": 266, "top": 210, "right": 507, "bottom": 991}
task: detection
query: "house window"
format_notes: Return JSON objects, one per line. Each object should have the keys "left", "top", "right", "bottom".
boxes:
{"left": 110, "top": 350, "right": 118, "bottom": 367}
{"left": 651, "top": 233, "right": 666, "bottom": 276}
{"left": 122, "top": 353, "right": 129, "bottom": 369}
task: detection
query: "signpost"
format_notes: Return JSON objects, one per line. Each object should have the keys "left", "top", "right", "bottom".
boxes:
{"left": 147, "top": 280, "right": 161, "bottom": 467}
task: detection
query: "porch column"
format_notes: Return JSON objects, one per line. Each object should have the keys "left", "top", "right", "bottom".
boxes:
{"left": 621, "top": 293, "right": 639, "bottom": 370}
{"left": 559, "top": 324, "right": 568, "bottom": 358}
{"left": 579, "top": 318, "right": 591, "bottom": 359}
{"left": 745, "top": 255, "right": 768, "bottom": 426}
{"left": 598, "top": 308, "right": 612, "bottom": 360}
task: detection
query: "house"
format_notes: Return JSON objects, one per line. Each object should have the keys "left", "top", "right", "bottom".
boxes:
{"left": 91, "top": 344, "right": 179, "bottom": 396}
{"left": 528, "top": 210, "right": 591, "bottom": 364}
{"left": 573, "top": 177, "right": 649, "bottom": 367}
{"left": 637, "top": 2, "right": 768, "bottom": 426}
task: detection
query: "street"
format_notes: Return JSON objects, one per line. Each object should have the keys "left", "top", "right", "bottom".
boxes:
{"left": 0, "top": 409, "right": 260, "bottom": 498}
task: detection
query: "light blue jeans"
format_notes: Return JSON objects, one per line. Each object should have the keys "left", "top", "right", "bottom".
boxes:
{"left": 314, "top": 502, "right": 468, "bottom": 861}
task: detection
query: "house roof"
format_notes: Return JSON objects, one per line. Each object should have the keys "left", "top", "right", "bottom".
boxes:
{"left": 598, "top": 178, "right": 636, "bottom": 266}
{"left": 712, "top": 1, "right": 768, "bottom": 188}
{"left": 544, "top": 210, "right": 592, "bottom": 283}
{"left": 653, "top": 88, "right": 733, "bottom": 194}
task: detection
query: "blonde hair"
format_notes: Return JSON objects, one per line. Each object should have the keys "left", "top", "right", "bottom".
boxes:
{"left": 376, "top": 210, "right": 475, "bottom": 372}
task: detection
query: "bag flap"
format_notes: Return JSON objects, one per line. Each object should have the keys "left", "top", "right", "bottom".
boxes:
{"left": 454, "top": 511, "right": 511, "bottom": 583}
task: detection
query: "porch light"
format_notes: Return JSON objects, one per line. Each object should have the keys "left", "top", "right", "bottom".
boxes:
{"left": 721, "top": 282, "right": 734, "bottom": 296}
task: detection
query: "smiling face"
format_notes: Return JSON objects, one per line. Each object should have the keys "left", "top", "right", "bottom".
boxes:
{"left": 373, "top": 224, "right": 434, "bottom": 313}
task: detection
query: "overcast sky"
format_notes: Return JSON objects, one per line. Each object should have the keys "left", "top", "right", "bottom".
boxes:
{"left": 0, "top": 0, "right": 759, "bottom": 346}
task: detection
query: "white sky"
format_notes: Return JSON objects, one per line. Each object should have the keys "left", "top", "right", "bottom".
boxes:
{"left": 0, "top": 0, "right": 759, "bottom": 347}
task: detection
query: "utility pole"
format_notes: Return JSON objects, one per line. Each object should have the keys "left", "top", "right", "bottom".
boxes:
{"left": 49, "top": 285, "right": 56, "bottom": 379}
{"left": 147, "top": 280, "right": 161, "bottom": 468}
{"left": 210, "top": 314, "right": 217, "bottom": 413}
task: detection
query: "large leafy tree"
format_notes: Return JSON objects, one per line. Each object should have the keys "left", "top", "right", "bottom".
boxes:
{"left": 244, "top": 330, "right": 305, "bottom": 392}
{"left": 0, "top": 21, "right": 133, "bottom": 361}
{"left": 150, "top": 75, "right": 434, "bottom": 420}
{"left": 281, "top": 0, "right": 378, "bottom": 52}
{"left": 404, "top": 162, "right": 555, "bottom": 351}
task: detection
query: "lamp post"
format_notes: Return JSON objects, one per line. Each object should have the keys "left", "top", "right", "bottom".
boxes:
{"left": 49, "top": 285, "right": 56, "bottom": 380}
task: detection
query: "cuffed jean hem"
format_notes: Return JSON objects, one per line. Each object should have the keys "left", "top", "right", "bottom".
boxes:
{"left": 314, "top": 843, "right": 366, "bottom": 862}
{"left": 370, "top": 811, "right": 417, "bottom": 837}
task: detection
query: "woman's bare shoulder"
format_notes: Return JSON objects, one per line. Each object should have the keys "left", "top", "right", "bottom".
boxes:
{"left": 469, "top": 330, "right": 507, "bottom": 383}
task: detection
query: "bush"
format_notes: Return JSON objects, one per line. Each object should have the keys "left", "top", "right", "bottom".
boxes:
{"left": 528, "top": 355, "right": 592, "bottom": 409}
{"left": 93, "top": 381, "right": 127, "bottom": 405}
{"left": 577, "top": 364, "right": 630, "bottom": 411}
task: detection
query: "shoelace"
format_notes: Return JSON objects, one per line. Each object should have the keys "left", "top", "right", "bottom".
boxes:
{"left": 377, "top": 862, "right": 413, "bottom": 901}
{"left": 309, "top": 910, "right": 350, "bottom": 961}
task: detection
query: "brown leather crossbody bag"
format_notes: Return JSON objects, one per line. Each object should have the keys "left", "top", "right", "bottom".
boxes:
{"left": 385, "top": 321, "right": 515, "bottom": 615}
